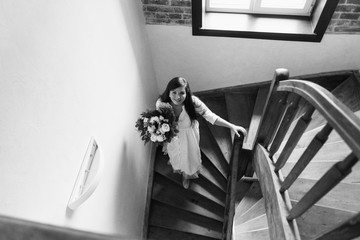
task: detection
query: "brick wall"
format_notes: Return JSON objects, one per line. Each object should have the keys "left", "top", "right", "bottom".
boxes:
{"left": 328, "top": 0, "right": 360, "bottom": 33}
{"left": 141, "top": 0, "right": 192, "bottom": 25}
{"left": 141, "top": 0, "right": 360, "bottom": 33}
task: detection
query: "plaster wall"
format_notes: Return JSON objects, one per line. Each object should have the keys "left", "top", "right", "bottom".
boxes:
{"left": 147, "top": 25, "right": 360, "bottom": 92}
{"left": 0, "top": 0, "right": 157, "bottom": 238}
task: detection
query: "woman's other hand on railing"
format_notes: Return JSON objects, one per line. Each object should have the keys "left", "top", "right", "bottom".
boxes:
{"left": 231, "top": 124, "right": 247, "bottom": 138}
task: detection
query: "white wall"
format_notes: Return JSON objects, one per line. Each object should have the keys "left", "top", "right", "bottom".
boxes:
{"left": 0, "top": 0, "right": 157, "bottom": 238}
{"left": 147, "top": 25, "right": 360, "bottom": 92}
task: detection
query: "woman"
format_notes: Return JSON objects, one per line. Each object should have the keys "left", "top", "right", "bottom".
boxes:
{"left": 156, "top": 77, "right": 247, "bottom": 188}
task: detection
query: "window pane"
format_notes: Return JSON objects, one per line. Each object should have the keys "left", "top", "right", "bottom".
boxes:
{"left": 209, "top": 0, "right": 251, "bottom": 9}
{"left": 260, "top": 0, "right": 307, "bottom": 9}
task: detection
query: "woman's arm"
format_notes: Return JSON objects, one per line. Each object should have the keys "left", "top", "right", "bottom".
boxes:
{"left": 214, "top": 118, "right": 247, "bottom": 138}
{"left": 192, "top": 96, "right": 247, "bottom": 137}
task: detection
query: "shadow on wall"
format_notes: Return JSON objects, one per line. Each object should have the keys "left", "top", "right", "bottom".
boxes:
{"left": 112, "top": 141, "right": 149, "bottom": 237}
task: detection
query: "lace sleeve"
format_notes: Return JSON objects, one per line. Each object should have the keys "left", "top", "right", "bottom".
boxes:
{"left": 192, "top": 96, "right": 219, "bottom": 125}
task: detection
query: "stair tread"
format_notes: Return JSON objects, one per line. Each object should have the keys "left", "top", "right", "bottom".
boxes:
{"left": 149, "top": 200, "right": 223, "bottom": 239}
{"left": 201, "top": 152, "right": 227, "bottom": 192}
{"left": 233, "top": 228, "right": 270, "bottom": 240}
{"left": 198, "top": 95, "right": 233, "bottom": 163}
{"left": 234, "top": 180, "right": 253, "bottom": 207}
{"left": 199, "top": 118, "right": 229, "bottom": 179}
{"left": 154, "top": 151, "right": 226, "bottom": 206}
{"left": 275, "top": 111, "right": 360, "bottom": 159}
{"left": 281, "top": 160, "right": 360, "bottom": 184}
{"left": 288, "top": 178, "right": 360, "bottom": 212}
{"left": 234, "top": 198, "right": 266, "bottom": 226}
{"left": 305, "top": 74, "right": 360, "bottom": 132}
{"left": 292, "top": 200, "right": 356, "bottom": 240}
{"left": 233, "top": 214, "right": 268, "bottom": 233}
{"left": 234, "top": 182, "right": 262, "bottom": 221}
{"left": 148, "top": 226, "right": 221, "bottom": 240}
{"left": 152, "top": 173, "right": 224, "bottom": 222}
{"left": 224, "top": 92, "right": 256, "bottom": 141}
{"left": 275, "top": 139, "right": 352, "bottom": 164}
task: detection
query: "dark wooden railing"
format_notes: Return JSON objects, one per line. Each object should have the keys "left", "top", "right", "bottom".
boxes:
{"left": 222, "top": 134, "right": 245, "bottom": 240}
{"left": 245, "top": 68, "right": 360, "bottom": 240}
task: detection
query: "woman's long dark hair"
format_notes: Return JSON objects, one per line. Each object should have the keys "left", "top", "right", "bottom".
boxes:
{"left": 159, "top": 77, "right": 197, "bottom": 122}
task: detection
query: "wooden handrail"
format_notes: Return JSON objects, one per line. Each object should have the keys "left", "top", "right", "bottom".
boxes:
{"left": 248, "top": 69, "right": 360, "bottom": 240}
{"left": 253, "top": 143, "right": 301, "bottom": 240}
{"left": 276, "top": 79, "right": 360, "bottom": 160}
{"left": 223, "top": 134, "right": 245, "bottom": 240}
{"left": 243, "top": 68, "right": 290, "bottom": 151}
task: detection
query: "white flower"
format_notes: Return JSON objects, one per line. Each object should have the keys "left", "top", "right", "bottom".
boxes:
{"left": 159, "top": 116, "right": 164, "bottom": 121}
{"left": 143, "top": 118, "right": 148, "bottom": 123}
{"left": 150, "top": 116, "right": 159, "bottom": 123}
{"left": 161, "top": 123, "right": 170, "bottom": 132}
{"left": 157, "top": 135, "right": 164, "bottom": 142}
{"left": 150, "top": 134, "right": 157, "bottom": 142}
{"left": 147, "top": 126, "right": 155, "bottom": 133}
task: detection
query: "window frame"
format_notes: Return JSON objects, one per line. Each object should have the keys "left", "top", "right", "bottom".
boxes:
{"left": 206, "top": 0, "right": 316, "bottom": 17}
{"left": 192, "top": 0, "right": 339, "bottom": 42}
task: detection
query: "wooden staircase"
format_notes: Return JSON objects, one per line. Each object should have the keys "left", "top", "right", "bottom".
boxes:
{"left": 143, "top": 69, "right": 360, "bottom": 240}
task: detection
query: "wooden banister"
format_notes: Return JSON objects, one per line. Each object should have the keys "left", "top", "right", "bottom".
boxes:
{"left": 269, "top": 94, "right": 301, "bottom": 158}
{"left": 280, "top": 123, "right": 333, "bottom": 192}
{"left": 287, "top": 153, "right": 358, "bottom": 220}
{"left": 276, "top": 79, "right": 360, "bottom": 160}
{"left": 244, "top": 69, "right": 360, "bottom": 240}
{"left": 274, "top": 105, "right": 315, "bottom": 171}
{"left": 253, "top": 144, "right": 301, "bottom": 240}
{"left": 223, "top": 134, "right": 245, "bottom": 240}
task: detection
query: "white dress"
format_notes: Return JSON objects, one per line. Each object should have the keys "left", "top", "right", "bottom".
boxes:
{"left": 156, "top": 96, "right": 219, "bottom": 179}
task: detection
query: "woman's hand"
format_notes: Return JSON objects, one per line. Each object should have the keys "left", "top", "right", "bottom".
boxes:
{"left": 230, "top": 124, "right": 247, "bottom": 138}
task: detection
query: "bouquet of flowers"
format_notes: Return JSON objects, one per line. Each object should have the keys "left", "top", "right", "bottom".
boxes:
{"left": 135, "top": 104, "right": 178, "bottom": 145}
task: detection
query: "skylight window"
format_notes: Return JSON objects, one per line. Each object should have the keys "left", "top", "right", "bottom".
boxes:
{"left": 206, "top": 0, "right": 316, "bottom": 16}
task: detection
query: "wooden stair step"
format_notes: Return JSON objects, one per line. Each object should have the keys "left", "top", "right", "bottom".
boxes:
{"left": 148, "top": 225, "right": 220, "bottom": 240}
{"left": 234, "top": 180, "right": 253, "bottom": 207}
{"left": 198, "top": 95, "right": 233, "bottom": 163}
{"left": 201, "top": 152, "right": 227, "bottom": 192}
{"left": 154, "top": 151, "right": 226, "bottom": 206}
{"left": 233, "top": 228, "right": 270, "bottom": 240}
{"left": 199, "top": 117, "right": 229, "bottom": 179}
{"left": 233, "top": 214, "right": 268, "bottom": 233}
{"left": 277, "top": 140, "right": 352, "bottom": 163}
{"left": 224, "top": 92, "right": 256, "bottom": 141}
{"left": 149, "top": 200, "right": 223, "bottom": 239}
{"left": 235, "top": 198, "right": 266, "bottom": 226}
{"left": 288, "top": 178, "right": 360, "bottom": 212}
{"left": 275, "top": 110, "right": 360, "bottom": 155}
{"left": 294, "top": 111, "right": 360, "bottom": 149}
{"left": 234, "top": 181, "right": 262, "bottom": 219}
{"left": 292, "top": 200, "right": 356, "bottom": 240}
{"left": 281, "top": 160, "right": 360, "bottom": 184}
{"left": 305, "top": 74, "right": 360, "bottom": 132}
{"left": 152, "top": 173, "right": 224, "bottom": 222}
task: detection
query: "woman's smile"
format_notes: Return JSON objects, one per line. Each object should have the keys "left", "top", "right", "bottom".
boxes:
{"left": 169, "top": 86, "right": 186, "bottom": 105}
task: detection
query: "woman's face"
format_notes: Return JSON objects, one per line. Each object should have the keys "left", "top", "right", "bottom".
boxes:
{"left": 169, "top": 86, "right": 186, "bottom": 106}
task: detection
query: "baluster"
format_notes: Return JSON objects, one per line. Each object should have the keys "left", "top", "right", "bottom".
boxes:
{"left": 262, "top": 92, "right": 289, "bottom": 149}
{"left": 275, "top": 105, "right": 315, "bottom": 171}
{"left": 258, "top": 68, "right": 290, "bottom": 148}
{"left": 280, "top": 123, "right": 333, "bottom": 192}
{"left": 269, "top": 94, "right": 301, "bottom": 158}
{"left": 287, "top": 153, "right": 358, "bottom": 220}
